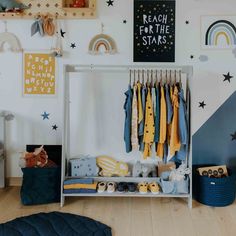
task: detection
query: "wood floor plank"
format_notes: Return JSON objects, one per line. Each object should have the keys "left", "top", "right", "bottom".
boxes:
{"left": 131, "top": 211, "right": 153, "bottom": 236}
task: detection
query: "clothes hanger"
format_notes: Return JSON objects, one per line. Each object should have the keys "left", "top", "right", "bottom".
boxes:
{"left": 142, "top": 69, "right": 145, "bottom": 85}
{"left": 155, "top": 69, "right": 158, "bottom": 87}
{"left": 165, "top": 69, "right": 168, "bottom": 85}
{"left": 174, "top": 70, "right": 177, "bottom": 84}
{"left": 179, "top": 70, "right": 182, "bottom": 88}
{"left": 169, "top": 70, "right": 171, "bottom": 85}
{"left": 150, "top": 70, "right": 153, "bottom": 88}
{"left": 160, "top": 70, "right": 163, "bottom": 86}
{"left": 133, "top": 69, "right": 136, "bottom": 87}
{"left": 146, "top": 69, "right": 150, "bottom": 87}
{"left": 138, "top": 69, "right": 140, "bottom": 83}
{"left": 129, "top": 69, "right": 131, "bottom": 86}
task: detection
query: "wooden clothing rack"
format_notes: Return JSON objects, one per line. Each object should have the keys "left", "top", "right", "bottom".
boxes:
{"left": 61, "top": 64, "right": 193, "bottom": 208}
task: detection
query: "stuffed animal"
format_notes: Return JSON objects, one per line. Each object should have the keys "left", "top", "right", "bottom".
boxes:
{"left": 19, "top": 146, "right": 48, "bottom": 168}
{"left": 96, "top": 156, "right": 129, "bottom": 177}
{"left": 169, "top": 163, "right": 191, "bottom": 181}
{"left": 132, "top": 161, "right": 157, "bottom": 178}
{"left": 0, "top": 0, "right": 29, "bottom": 12}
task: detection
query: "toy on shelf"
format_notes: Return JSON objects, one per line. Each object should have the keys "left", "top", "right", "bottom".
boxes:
{"left": 96, "top": 156, "right": 129, "bottom": 177}
{"left": 0, "top": 0, "right": 29, "bottom": 12}
{"left": 70, "top": 0, "right": 86, "bottom": 8}
{"left": 132, "top": 161, "right": 157, "bottom": 178}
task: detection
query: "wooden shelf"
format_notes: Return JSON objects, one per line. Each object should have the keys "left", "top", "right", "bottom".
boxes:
{"left": 0, "top": 0, "right": 96, "bottom": 19}
{"left": 63, "top": 192, "right": 190, "bottom": 198}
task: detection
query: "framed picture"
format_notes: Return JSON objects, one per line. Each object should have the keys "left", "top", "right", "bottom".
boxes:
{"left": 201, "top": 15, "right": 236, "bottom": 49}
{"left": 23, "top": 51, "right": 57, "bottom": 96}
{"left": 133, "top": 0, "right": 176, "bottom": 62}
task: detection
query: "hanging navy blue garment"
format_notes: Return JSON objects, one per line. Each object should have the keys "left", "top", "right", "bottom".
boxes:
{"left": 124, "top": 85, "right": 133, "bottom": 153}
{"left": 178, "top": 88, "right": 188, "bottom": 144}
{"left": 172, "top": 88, "right": 188, "bottom": 162}
{"left": 165, "top": 84, "right": 173, "bottom": 125}
{"left": 139, "top": 86, "right": 146, "bottom": 151}
{"left": 154, "top": 85, "right": 160, "bottom": 142}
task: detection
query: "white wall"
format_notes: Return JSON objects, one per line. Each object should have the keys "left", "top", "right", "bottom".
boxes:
{"left": 0, "top": 0, "right": 235, "bottom": 177}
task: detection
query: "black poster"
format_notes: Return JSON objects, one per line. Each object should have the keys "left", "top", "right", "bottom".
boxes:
{"left": 134, "top": 0, "right": 176, "bottom": 62}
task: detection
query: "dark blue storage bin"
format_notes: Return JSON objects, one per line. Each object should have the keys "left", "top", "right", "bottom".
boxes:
{"left": 193, "top": 168, "right": 236, "bottom": 207}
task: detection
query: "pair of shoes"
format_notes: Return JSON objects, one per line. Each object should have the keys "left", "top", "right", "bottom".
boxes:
{"left": 97, "top": 182, "right": 116, "bottom": 193}
{"left": 117, "top": 182, "right": 137, "bottom": 193}
{"left": 138, "top": 182, "right": 160, "bottom": 194}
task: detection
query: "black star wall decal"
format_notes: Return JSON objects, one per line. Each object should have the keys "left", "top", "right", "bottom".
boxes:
{"left": 106, "top": 0, "right": 114, "bottom": 6}
{"left": 60, "top": 29, "right": 66, "bottom": 38}
{"left": 123, "top": 20, "right": 127, "bottom": 24}
{"left": 199, "top": 101, "right": 206, "bottom": 109}
{"left": 52, "top": 125, "right": 58, "bottom": 131}
{"left": 190, "top": 55, "right": 194, "bottom": 59}
{"left": 185, "top": 21, "right": 189, "bottom": 24}
{"left": 223, "top": 72, "right": 233, "bottom": 83}
{"left": 231, "top": 132, "right": 236, "bottom": 141}
{"left": 70, "top": 43, "right": 76, "bottom": 49}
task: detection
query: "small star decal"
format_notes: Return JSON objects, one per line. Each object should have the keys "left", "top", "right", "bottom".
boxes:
{"left": 41, "top": 112, "right": 50, "bottom": 120}
{"left": 60, "top": 29, "right": 66, "bottom": 38}
{"left": 190, "top": 55, "right": 194, "bottom": 59}
{"left": 52, "top": 125, "right": 58, "bottom": 131}
{"left": 106, "top": 0, "right": 114, "bottom": 6}
{"left": 185, "top": 21, "right": 189, "bottom": 24}
{"left": 223, "top": 72, "right": 233, "bottom": 83}
{"left": 231, "top": 132, "right": 236, "bottom": 141}
{"left": 123, "top": 20, "right": 127, "bottom": 24}
{"left": 199, "top": 101, "right": 206, "bottom": 109}
{"left": 70, "top": 43, "right": 76, "bottom": 49}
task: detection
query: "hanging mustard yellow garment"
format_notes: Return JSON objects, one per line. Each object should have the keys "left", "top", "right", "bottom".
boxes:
{"left": 137, "top": 81, "right": 143, "bottom": 124}
{"left": 170, "top": 86, "right": 181, "bottom": 156}
{"left": 156, "top": 86, "right": 167, "bottom": 159}
{"left": 143, "top": 88, "right": 155, "bottom": 159}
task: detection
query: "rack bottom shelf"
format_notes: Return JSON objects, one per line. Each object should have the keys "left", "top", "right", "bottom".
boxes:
{"left": 62, "top": 192, "right": 190, "bottom": 198}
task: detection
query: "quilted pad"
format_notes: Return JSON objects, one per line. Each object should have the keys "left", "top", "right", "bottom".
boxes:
{"left": 0, "top": 212, "right": 112, "bottom": 236}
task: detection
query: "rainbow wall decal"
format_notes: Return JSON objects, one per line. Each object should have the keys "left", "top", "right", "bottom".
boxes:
{"left": 205, "top": 20, "right": 236, "bottom": 46}
{"left": 88, "top": 34, "right": 117, "bottom": 55}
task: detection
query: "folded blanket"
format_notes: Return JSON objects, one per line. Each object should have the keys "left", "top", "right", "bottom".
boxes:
{"left": 64, "top": 178, "right": 94, "bottom": 185}
{"left": 64, "top": 182, "right": 97, "bottom": 190}
{"left": 64, "top": 189, "right": 97, "bottom": 194}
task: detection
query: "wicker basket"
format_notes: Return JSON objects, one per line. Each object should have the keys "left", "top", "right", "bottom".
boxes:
{"left": 193, "top": 167, "right": 236, "bottom": 207}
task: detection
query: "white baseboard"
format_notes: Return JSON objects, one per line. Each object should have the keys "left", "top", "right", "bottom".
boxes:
{"left": 6, "top": 177, "right": 22, "bottom": 187}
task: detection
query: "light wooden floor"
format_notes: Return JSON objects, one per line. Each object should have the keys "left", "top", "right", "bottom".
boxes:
{"left": 1, "top": 187, "right": 236, "bottom": 236}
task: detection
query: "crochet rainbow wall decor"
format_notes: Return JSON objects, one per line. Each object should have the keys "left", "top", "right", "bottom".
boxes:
{"left": 88, "top": 33, "right": 117, "bottom": 55}
{"left": 205, "top": 20, "right": 236, "bottom": 46}
{"left": 0, "top": 32, "right": 22, "bottom": 52}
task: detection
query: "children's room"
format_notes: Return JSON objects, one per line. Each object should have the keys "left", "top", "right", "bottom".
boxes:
{"left": 0, "top": 0, "right": 236, "bottom": 235}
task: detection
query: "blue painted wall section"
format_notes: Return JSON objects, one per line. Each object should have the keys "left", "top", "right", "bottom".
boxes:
{"left": 193, "top": 91, "right": 236, "bottom": 169}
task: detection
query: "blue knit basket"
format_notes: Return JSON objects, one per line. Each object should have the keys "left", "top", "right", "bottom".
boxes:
{"left": 194, "top": 168, "right": 236, "bottom": 207}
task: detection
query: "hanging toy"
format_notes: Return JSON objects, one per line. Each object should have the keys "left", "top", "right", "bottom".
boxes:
{"left": 0, "top": 0, "right": 29, "bottom": 12}
{"left": 88, "top": 23, "right": 117, "bottom": 55}
{"left": 51, "top": 19, "right": 63, "bottom": 57}
{"left": 31, "top": 15, "right": 44, "bottom": 37}
{"left": 0, "top": 21, "right": 22, "bottom": 52}
{"left": 43, "top": 15, "right": 55, "bottom": 36}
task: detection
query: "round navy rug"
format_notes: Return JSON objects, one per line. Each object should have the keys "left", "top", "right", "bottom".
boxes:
{"left": 0, "top": 212, "right": 112, "bottom": 236}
